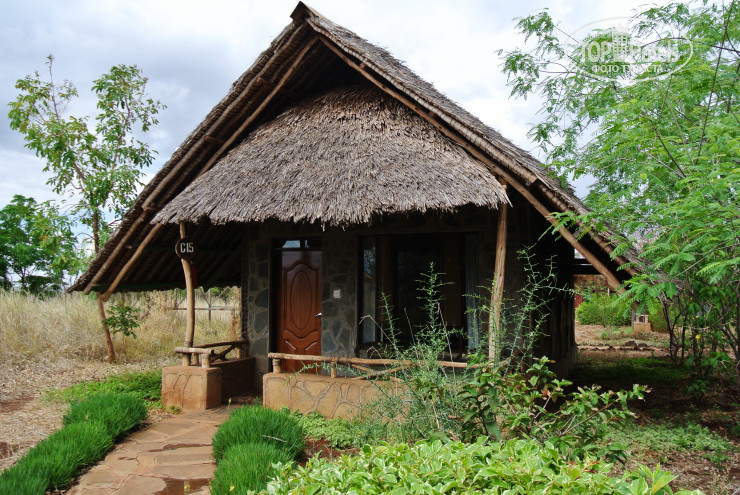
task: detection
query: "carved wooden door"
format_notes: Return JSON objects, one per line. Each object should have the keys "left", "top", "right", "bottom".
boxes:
{"left": 277, "top": 250, "right": 321, "bottom": 373}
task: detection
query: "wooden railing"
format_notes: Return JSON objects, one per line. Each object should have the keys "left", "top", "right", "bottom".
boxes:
{"left": 268, "top": 352, "right": 469, "bottom": 381}
{"left": 176, "top": 339, "right": 249, "bottom": 368}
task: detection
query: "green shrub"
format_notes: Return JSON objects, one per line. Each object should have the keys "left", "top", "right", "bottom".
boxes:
{"left": 0, "top": 422, "right": 113, "bottom": 494}
{"left": 265, "top": 438, "right": 702, "bottom": 494}
{"left": 577, "top": 293, "right": 631, "bottom": 327}
{"left": 63, "top": 393, "right": 147, "bottom": 439}
{"left": 210, "top": 442, "right": 293, "bottom": 494}
{"left": 212, "top": 406, "right": 304, "bottom": 461}
{"left": 294, "top": 413, "right": 367, "bottom": 449}
{"left": 45, "top": 369, "right": 162, "bottom": 404}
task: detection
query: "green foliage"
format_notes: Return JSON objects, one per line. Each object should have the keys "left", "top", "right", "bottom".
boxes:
{"left": 44, "top": 369, "right": 162, "bottom": 404}
{"left": 265, "top": 438, "right": 702, "bottom": 494}
{"left": 294, "top": 413, "right": 366, "bottom": 449}
{"left": 8, "top": 55, "right": 164, "bottom": 253}
{"left": 211, "top": 406, "right": 304, "bottom": 462}
{"left": 501, "top": 2, "right": 740, "bottom": 380}
{"left": 210, "top": 442, "right": 293, "bottom": 495}
{"left": 0, "top": 195, "right": 81, "bottom": 292}
{"left": 576, "top": 356, "right": 689, "bottom": 386}
{"left": 612, "top": 421, "right": 735, "bottom": 460}
{"left": 0, "top": 420, "right": 113, "bottom": 493}
{"left": 103, "top": 301, "right": 141, "bottom": 338}
{"left": 577, "top": 293, "right": 632, "bottom": 327}
{"left": 63, "top": 393, "right": 148, "bottom": 439}
{"left": 0, "top": 391, "right": 149, "bottom": 493}
{"left": 459, "top": 356, "right": 645, "bottom": 462}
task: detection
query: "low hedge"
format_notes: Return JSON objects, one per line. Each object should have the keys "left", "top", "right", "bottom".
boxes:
{"left": 210, "top": 442, "right": 294, "bottom": 494}
{"left": 0, "top": 393, "right": 147, "bottom": 494}
{"left": 63, "top": 393, "right": 147, "bottom": 439}
{"left": 577, "top": 293, "right": 632, "bottom": 327}
{"left": 212, "top": 406, "right": 304, "bottom": 461}
{"left": 210, "top": 406, "right": 305, "bottom": 495}
{"left": 264, "top": 438, "right": 702, "bottom": 494}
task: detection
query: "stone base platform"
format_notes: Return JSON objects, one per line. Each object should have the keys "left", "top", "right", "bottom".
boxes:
{"left": 262, "top": 372, "right": 403, "bottom": 419}
{"left": 162, "top": 357, "right": 255, "bottom": 411}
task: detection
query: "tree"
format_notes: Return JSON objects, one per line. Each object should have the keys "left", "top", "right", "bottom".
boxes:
{"left": 0, "top": 195, "right": 81, "bottom": 293}
{"left": 8, "top": 56, "right": 164, "bottom": 361}
{"left": 501, "top": 1, "right": 740, "bottom": 380}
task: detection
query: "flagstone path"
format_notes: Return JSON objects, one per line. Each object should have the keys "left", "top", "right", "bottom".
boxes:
{"left": 69, "top": 407, "right": 233, "bottom": 495}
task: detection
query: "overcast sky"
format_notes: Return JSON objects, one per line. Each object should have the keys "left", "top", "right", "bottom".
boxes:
{"left": 0, "top": 0, "right": 669, "bottom": 209}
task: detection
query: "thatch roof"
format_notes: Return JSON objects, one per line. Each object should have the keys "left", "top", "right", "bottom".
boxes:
{"left": 70, "top": 2, "right": 638, "bottom": 296}
{"left": 153, "top": 86, "right": 508, "bottom": 226}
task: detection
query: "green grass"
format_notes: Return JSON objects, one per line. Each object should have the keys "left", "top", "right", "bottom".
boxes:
{"left": 212, "top": 406, "right": 305, "bottom": 461}
{"left": 611, "top": 420, "right": 736, "bottom": 459}
{"left": 63, "top": 393, "right": 148, "bottom": 439}
{"left": 574, "top": 356, "right": 690, "bottom": 386}
{"left": 0, "top": 393, "right": 149, "bottom": 494}
{"left": 210, "top": 442, "right": 294, "bottom": 494}
{"left": 0, "top": 415, "right": 114, "bottom": 493}
{"left": 44, "top": 369, "right": 162, "bottom": 406}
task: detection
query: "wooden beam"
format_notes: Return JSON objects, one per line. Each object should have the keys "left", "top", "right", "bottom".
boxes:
{"left": 191, "top": 37, "right": 318, "bottom": 182}
{"left": 102, "top": 224, "right": 163, "bottom": 301}
{"left": 84, "top": 215, "right": 148, "bottom": 294}
{"left": 318, "top": 35, "right": 623, "bottom": 291}
{"left": 180, "top": 222, "right": 196, "bottom": 366}
{"left": 489, "top": 200, "right": 508, "bottom": 360}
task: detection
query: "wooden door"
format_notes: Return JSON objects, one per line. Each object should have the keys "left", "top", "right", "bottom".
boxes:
{"left": 277, "top": 250, "right": 321, "bottom": 373}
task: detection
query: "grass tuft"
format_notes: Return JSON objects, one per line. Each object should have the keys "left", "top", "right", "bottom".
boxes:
{"left": 210, "top": 442, "right": 293, "bottom": 494}
{"left": 63, "top": 393, "right": 148, "bottom": 439}
{"left": 212, "top": 406, "right": 304, "bottom": 461}
{"left": 45, "top": 370, "right": 162, "bottom": 405}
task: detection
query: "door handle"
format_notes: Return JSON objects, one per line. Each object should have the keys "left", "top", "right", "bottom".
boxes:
{"left": 315, "top": 312, "right": 322, "bottom": 317}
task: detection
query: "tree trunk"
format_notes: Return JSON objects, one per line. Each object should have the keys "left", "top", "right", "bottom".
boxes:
{"left": 92, "top": 209, "right": 116, "bottom": 361}
{"left": 96, "top": 291, "right": 116, "bottom": 362}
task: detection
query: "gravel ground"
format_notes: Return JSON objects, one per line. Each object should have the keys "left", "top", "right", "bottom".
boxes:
{"left": 0, "top": 355, "right": 162, "bottom": 472}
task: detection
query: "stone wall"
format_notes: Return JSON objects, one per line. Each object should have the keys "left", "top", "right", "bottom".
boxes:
{"left": 263, "top": 372, "right": 404, "bottom": 419}
{"left": 320, "top": 232, "right": 357, "bottom": 357}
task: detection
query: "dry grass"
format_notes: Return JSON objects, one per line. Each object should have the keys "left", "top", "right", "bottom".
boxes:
{"left": 0, "top": 288, "right": 241, "bottom": 472}
{"left": 0, "top": 289, "right": 240, "bottom": 363}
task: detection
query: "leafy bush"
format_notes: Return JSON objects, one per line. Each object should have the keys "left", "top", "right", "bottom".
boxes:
{"left": 577, "top": 293, "right": 631, "bottom": 327}
{"left": 294, "top": 413, "right": 364, "bottom": 449}
{"left": 265, "top": 438, "right": 702, "bottom": 494}
{"left": 0, "top": 422, "right": 113, "bottom": 493}
{"left": 212, "top": 406, "right": 304, "bottom": 461}
{"left": 45, "top": 369, "right": 162, "bottom": 404}
{"left": 63, "top": 393, "right": 148, "bottom": 439}
{"left": 210, "top": 442, "right": 293, "bottom": 494}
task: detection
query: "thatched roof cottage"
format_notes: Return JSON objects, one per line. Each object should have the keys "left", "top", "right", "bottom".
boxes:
{"left": 72, "top": 3, "right": 635, "bottom": 407}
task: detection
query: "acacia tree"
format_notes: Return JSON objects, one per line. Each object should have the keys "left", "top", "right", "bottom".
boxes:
{"left": 501, "top": 1, "right": 739, "bottom": 380}
{"left": 8, "top": 56, "right": 164, "bottom": 361}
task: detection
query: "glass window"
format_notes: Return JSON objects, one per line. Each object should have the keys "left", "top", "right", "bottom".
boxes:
{"left": 359, "top": 233, "right": 475, "bottom": 352}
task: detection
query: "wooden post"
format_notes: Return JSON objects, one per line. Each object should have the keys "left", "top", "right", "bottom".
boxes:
{"left": 273, "top": 358, "right": 283, "bottom": 374}
{"left": 180, "top": 223, "right": 196, "bottom": 366}
{"left": 490, "top": 200, "right": 508, "bottom": 361}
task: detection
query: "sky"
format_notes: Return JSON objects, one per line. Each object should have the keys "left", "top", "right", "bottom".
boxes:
{"left": 0, "top": 0, "right": 669, "bottom": 209}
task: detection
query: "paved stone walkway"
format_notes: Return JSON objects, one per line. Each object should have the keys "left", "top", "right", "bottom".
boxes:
{"left": 69, "top": 407, "right": 232, "bottom": 495}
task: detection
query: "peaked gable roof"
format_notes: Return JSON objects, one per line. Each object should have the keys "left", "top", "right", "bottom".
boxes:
{"left": 70, "top": 2, "right": 636, "bottom": 297}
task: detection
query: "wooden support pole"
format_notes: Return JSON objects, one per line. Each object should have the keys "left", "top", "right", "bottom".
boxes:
{"left": 273, "top": 358, "right": 283, "bottom": 374}
{"left": 180, "top": 222, "right": 196, "bottom": 366}
{"left": 490, "top": 201, "right": 508, "bottom": 361}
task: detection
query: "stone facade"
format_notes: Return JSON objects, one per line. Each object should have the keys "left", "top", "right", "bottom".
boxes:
{"left": 263, "top": 372, "right": 404, "bottom": 419}
{"left": 240, "top": 204, "right": 577, "bottom": 388}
